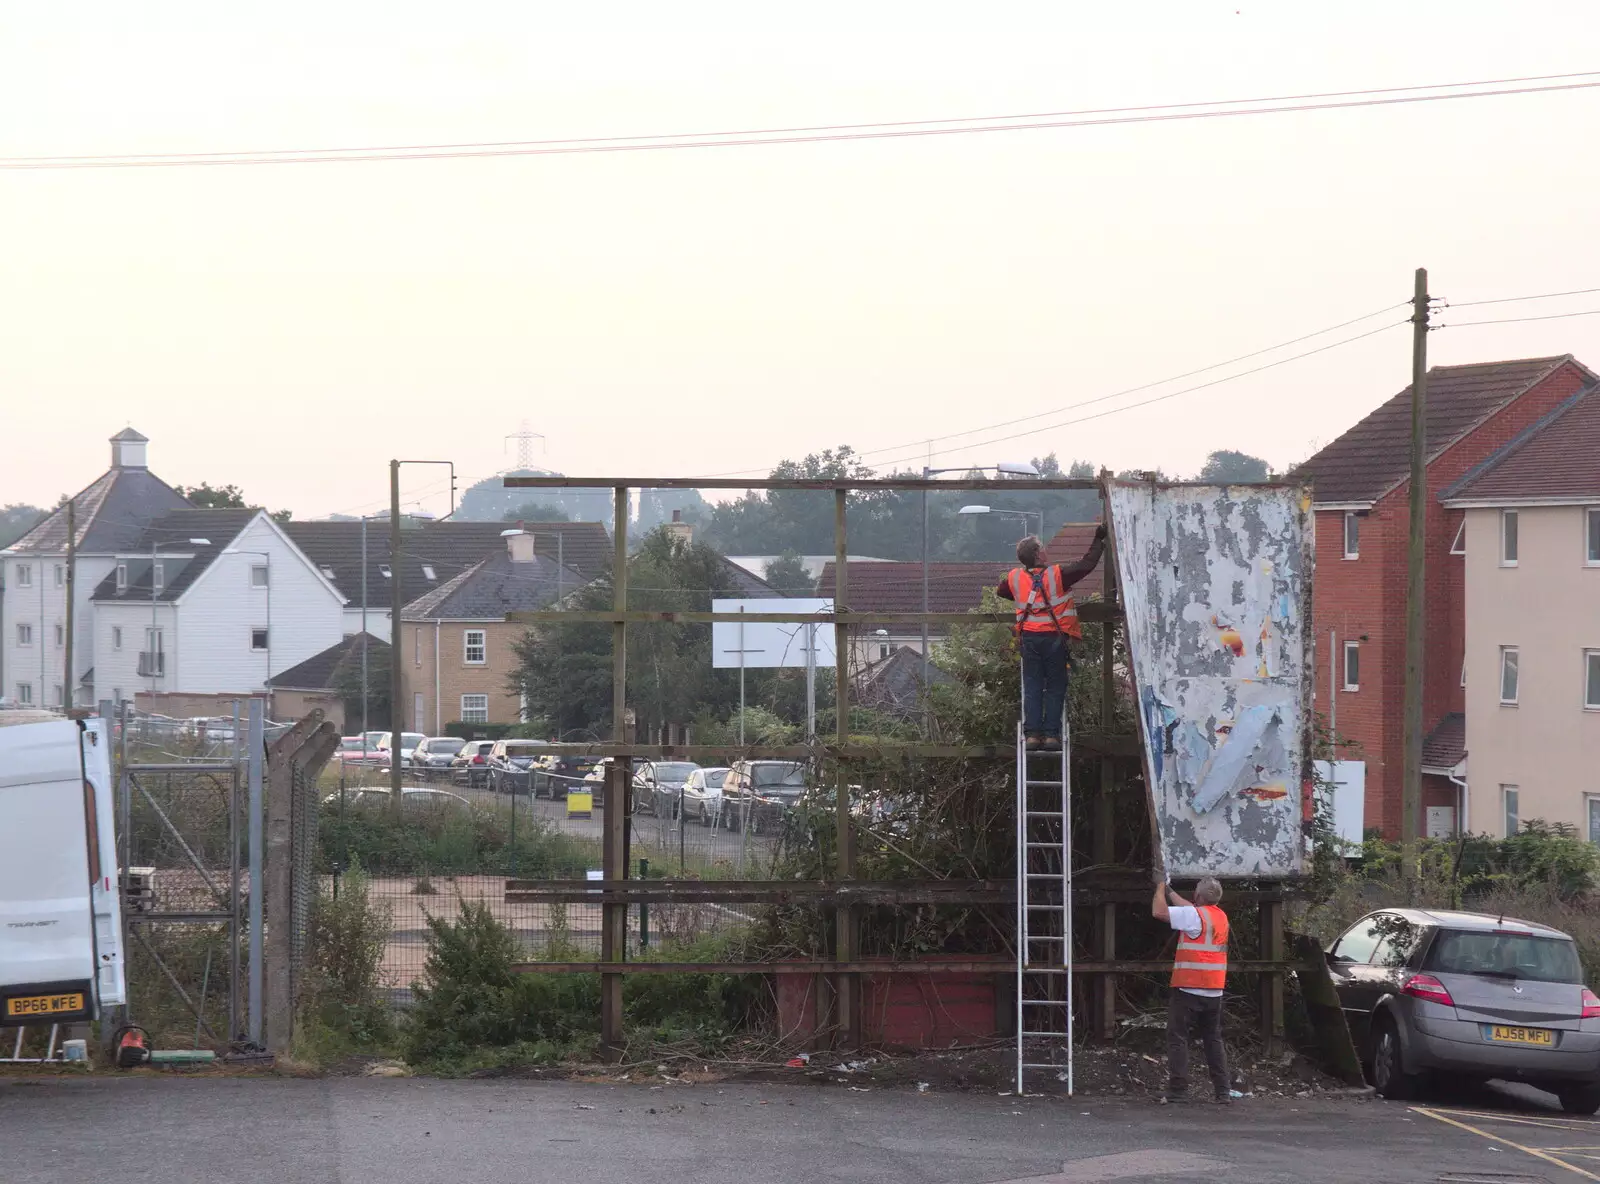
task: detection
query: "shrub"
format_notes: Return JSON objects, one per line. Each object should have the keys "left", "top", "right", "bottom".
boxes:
{"left": 301, "top": 859, "right": 394, "bottom": 1051}
{"left": 317, "top": 800, "right": 596, "bottom": 877}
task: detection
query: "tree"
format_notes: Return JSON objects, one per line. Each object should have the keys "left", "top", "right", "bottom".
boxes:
{"left": 0, "top": 503, "right": 48, "bottom": 549}
{"left": 1197, "top": 450, "right": 1270, "bottom": 483}
{"left": 331, "top": 641, "right": 392, "bottom": 731}
{"left": 502, "top": 502, "right": 571, "bottom": 523}
{"left": 763, "top": 553, "right": 815, "bottom": 597}
{"left": 175, "top": 482, "right": 247, "bottom": 508}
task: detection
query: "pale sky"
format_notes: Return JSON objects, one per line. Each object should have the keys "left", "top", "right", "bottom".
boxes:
{"left": 3, "top": 2, "right": 1599, "bottom": 519}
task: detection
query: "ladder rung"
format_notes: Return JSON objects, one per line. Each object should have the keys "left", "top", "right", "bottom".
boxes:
{"left": 1024, "top": 810, "right": 1064, "bottom": 817}
{"left": 1025, "top": 842, "right": 1064, "bottom": 849}
{"left": 1024, "top": 780, "right": 1066, "bottom": 787}
{"left": 1021, "top": 998, "right": 1070, "bottom": 1005}
{"left": 1019, "top": 1030, "right": 1073, "bottom": 1038}
{"left": 1024, "top": 872, "right": 1069, "bottom": 879}
{"left": 1018, "top": 967, "right": 1069, "bottom": 974}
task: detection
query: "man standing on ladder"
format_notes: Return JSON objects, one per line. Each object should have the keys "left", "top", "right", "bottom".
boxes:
{"left": 1152, "top": 875, "right": 1233, "bottom": 1104}
{"left": 997, "top": 527, "right": 1106, "bottom": 751}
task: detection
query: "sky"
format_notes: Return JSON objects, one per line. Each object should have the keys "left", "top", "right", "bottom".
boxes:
{"left": 3, "top": 2, "right": 1599, "bottom": 520}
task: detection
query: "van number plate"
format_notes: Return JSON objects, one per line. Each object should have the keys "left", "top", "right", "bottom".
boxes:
{"left": 6, "top": 992, "right": 86, "bottom": 1018}
{"left": 1487, "top": 1025, "right": 1554, "bottom": 1046}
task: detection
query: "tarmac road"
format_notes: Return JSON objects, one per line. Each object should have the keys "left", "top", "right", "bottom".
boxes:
{"left": 4, "top": 1075, "right": 1586, "bottom": 1184}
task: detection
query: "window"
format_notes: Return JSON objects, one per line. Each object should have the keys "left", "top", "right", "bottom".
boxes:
{"left": 250, "top": 565, "right": 269, "bottom": 588}
{"left": 1460, "top": 657, "right": 1467, "bottom": 688}
{"left": 464, "top": 630, "right": 487, "bottom": 665}
{"left": 251, "top": 629, "right": 269, "bottom": 651}
{"left": 1500, "top": 646, "right": 1520, "bottom": 704}
{"left": 1329, "top": 917, "right": 1384, "bottom": 964}
{"left": 1589, "top": 796, "right": 1600, "bottom": 846}
{"left": 152, "top": 561, "right": 164, "bottom": 592}
{"left": 414, "top": 628, "right": 421, "bottom": 665}
{"left": 1371, "top": 918, "right": 1423, "bottom": 969}
{"left": 379, "top": 564, "right": 392, "bottom": 579}
{"left": 1586, "top": 650, "right": 1600, "bottom": 710}
{"left": 319, "top": 566, "right": 336, "bottom": 580}
{"left": 112, "top": 626, "right": 123, "bottom": 651}
{"left": 15, "top": 683, "right": 32, "bottom": 705}
{"left": 112, "top": 687, "right": 122, "bottom": 705}
{"left": 145, "top": 626, "right": 163, "bottom": 653}
{"left": 1342, "top": 642, "right": 1360, "bottom": 691}
{"left": 1450, "top": 520, "right": 1465, "bottom": 555}
{"left": 1503, "top": 785, "right": 1520, "bottom": 837}
{"left": 878, "top": 644, "right": 890, "bottom": 660}
{"left": 115, "top": 563, "right": 128, "bottom": 591}
{"left": 1501, "top": 509, "right": 1519, "bottom": 565}
{"left": 15, "top": 564, "right": 30, "bottom": 587}
{"left": 422, "top": 564, "right": 437, "bottom": 581}
{"left": 15, "top": 623, "right": 32, "bottom": 647}
{"left": 54, "top": 623, "right": 64, "bottom": 648}
{"left": 54, "top": 564, "right": 64, "bottom": 587}
{"left": 461, "top": 694, "right": 489, "bottom": 723}
{"left": 53, "top": 684, "right": 63, "bottom": 707}
{"left": 1588, "top": 508, "right": 1600, "bottom": 566}
{"left": 1342, "top": 512, "right": 1360, "bottom": 559}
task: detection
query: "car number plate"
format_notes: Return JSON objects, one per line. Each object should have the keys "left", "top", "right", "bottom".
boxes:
{"left": 6, "top": 992, "right": 86, "bottom": 1018}
{"left": 1486, "top": 1025, "right": 1554, "bottom": 1046}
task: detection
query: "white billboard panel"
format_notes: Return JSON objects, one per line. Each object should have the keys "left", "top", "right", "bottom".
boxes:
{"left": 711, "top": 598, "right": 837, "bottom": 670}
{"left": 1108, "top": 481, "right": 1313, "bottom": 880}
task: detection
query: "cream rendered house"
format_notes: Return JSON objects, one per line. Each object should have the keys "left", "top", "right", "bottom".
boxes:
{"left": 1443, "top": 383, "right": 1600, "bottom": 842}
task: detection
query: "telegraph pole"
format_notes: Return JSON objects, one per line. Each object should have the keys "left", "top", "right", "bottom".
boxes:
{"left": 1401, "top": 269, "right": 1430, "bottom": 881}
{"left": 63, "top": 500, "right": 75, "bottom": 711}
{"left": 389, "top": 461, "right": 404, "bottom": 812}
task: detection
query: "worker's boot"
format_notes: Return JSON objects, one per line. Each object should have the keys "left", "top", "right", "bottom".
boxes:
{"left": 1024, "top": 734, "right": 1043, "bottom": 751}
{"left": 1041, "top": 735, "right": 1062, "bottom": 752}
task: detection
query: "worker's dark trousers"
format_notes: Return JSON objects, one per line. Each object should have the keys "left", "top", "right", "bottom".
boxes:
{"left": 1167, "top": 988, "right": 1230, "bottom": 1098}
{"left": 1020, "top": 631, "right": 1068, "bottom": 738}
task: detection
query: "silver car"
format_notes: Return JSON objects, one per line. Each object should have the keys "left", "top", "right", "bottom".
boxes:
{"left": 1327, "top": 908, "right": 1600, "bottom": 1113}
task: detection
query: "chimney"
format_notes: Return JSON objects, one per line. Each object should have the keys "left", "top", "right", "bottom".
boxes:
{"left": 503, "top": 528, "right": 538, "bottom": 564}
{"left": 665, "top": 509, "right": 693, "bottom": 545}
{"left": 110, "top": 427, "right": 149, "bottom": 470}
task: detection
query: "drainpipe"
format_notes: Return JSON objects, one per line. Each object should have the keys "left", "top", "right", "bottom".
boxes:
{"left": 1448, "top": 770, "right": 1468, "bottom": 835}
{"left": 434, "top": 620, "right": 441, "bottom": 734}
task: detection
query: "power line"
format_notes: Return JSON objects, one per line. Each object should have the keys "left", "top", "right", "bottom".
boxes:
{"left": 7, "top": 76, "right": 1600, "bottom": 170}
{"left": 1444, "top": 286, "right": 1600, "bottom": 309}
{"left": 1439, "top": 308, "right": 1600, "bottom": 328}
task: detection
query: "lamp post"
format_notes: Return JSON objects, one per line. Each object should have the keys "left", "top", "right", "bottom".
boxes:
{"left": 389, "top": 460, "right": 457, "bottom": 806}
{"left": 222, "top": 548, "right": 273, "bottom": 694}
{"left": 920, "top": 461, "right": 1039, "bottom": 692}
{"left": 957, "top": 504, "right": 1044, "bottom": 538}
{"left": 146, "top": 537, "right": 211, "bottom": 700}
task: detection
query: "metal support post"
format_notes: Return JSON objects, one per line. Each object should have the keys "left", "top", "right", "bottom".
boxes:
{"left": 246, "top": 698, "right": 265, "bottom": 1045}
{"left": 600, "top": 486, "right": 629, "bottom": 1057}
{"left": 1260, "top": 896, "right": 1286, "bottom": 1056}
{"left": 833, "top": 489, "right": 858, "bottom": 1048}
{"left": 229, "top": 698, "right": 242, "bottom": 1041}
{"left": 1093, "top": 485, "right": 1117, "bottom": 1040}
{"left": 389, "top": 461, "right": 404, "bottom": 811}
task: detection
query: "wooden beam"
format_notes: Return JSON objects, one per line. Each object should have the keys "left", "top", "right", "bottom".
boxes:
{"left": 510, "top": 959, "right": 1299, "bottom": 976}
{"left": 468, "top": 734, "right": 1139, "bottom": 761}
{"left": 600, "top": 485, "right": 628, "bottom": 1059}
{"left": 504, "top": 476, "right": 1103, "bottom": 492}
{"left": 504, "top": 606, "right": 1121, "bottom": 626}
{"left": 502, "top": 880, "right": 1293, "bottom": 906}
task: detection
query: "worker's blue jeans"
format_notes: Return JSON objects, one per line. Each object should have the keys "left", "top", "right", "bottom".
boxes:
{"left": 1020, "top": 630, "right": 1069, "bottom": 738}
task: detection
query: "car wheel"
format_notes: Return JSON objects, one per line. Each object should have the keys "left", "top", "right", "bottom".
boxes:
{"left": 1371, "top": 1017, "right": 1420, "bottom": 1100}
{"left": 1557, "top": 1084, "right": 1600, "bottom": 1115}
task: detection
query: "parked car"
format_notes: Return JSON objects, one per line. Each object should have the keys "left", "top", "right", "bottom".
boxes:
{"left": 321, "top": 786, "right": 470, "bottom": 810}
{"left": 721, "top": 761, "right": 809, "bottom": 834}
{"left": 686, "top": 767, "right": 732, "bottom": 826}
{"left": 581, "top": 757, "right": 642, "bottom": 811}
{"left": 408, "top": 736, "right": 467, "bottom": 778}
{"left": 373, "top": 732, "right": 426, "bottom": 765}
{"left": 450, "top": 740, "right": 496, "bottom": 787}
{"left": 634, "top": 762, "right": 701, "bottom": 818}
{"left": 1325, "top": 907, "right": 1600, "bottom": 1113}
{"left": 486, "top": 739, "right": 548, "bottom": 794}
{"left": 533, "top": 754, "right": 598, "bottom": 800}
{"left": 334, "top": 736, "right": 370, "bottom": 764}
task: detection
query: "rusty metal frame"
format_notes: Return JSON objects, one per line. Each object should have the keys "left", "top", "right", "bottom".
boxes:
{"left": 501, "top": 472, "right": 1294, "bottom": 1054}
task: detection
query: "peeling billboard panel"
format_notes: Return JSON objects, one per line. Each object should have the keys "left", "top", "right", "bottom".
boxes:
{"left": 1106, "top": 481, "right": 1314, "bottom": 880}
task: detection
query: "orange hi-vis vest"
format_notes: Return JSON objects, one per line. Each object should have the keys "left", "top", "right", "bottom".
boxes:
{"left": 1171, "top": 905, "right": 1229, "bottom": 991}
{"left": 1005, "top": 565, "right": 1083, "bottom": 639}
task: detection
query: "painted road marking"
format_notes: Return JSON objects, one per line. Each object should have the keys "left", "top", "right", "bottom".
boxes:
{"left": 1413, "top": 1106, "right": 1600, "bottom": 1181}
{"left": 987, "top": 1149, "right": 1232, "bottom": 1183}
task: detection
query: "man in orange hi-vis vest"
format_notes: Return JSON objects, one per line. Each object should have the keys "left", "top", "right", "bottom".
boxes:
{"left": 995, "top": 526, "right": 1105, "bottom": 751}
{"left": 1152, "top": 874, "right": 1233, "bottom": 1104}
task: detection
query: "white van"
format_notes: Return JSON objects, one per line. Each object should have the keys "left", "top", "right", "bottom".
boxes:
{"left": 0, "top": 712, "right": 125, "bottom": 1026}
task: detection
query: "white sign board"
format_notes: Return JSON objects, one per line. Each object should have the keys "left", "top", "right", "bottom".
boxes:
{"left": 711, "top": 598, "right": 837, "bottom": 670}
{"left": 1109, "top": 480, "right": 1313, "bottom": 880}
{"left": 1313, "top": 760, "right": 1366, "bottom": 851}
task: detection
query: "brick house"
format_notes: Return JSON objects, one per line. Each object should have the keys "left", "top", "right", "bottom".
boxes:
{"left": 1296, "top": 355, "right": 1596, "bottom": 838}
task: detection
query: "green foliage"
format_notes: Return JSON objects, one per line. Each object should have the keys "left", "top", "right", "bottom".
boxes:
{"left": 301, "top": 859, "right": 395, "bottom": 1052}
{"left": 330, "top": 641, "right": 391, "bottom": 730}
{"left": 763, "top": 552, "right": 815, "bottom": 596}
{"left": 175, "top": 481, "right": 247, "bottom": 508}
{"left": 0, "top": 503, "right": 49, "bottom": 549}
{"left": 316, "top": 799, "right": 597, "bottom": 877}
{"left": 502, "top": 501, "right": 572, "bottom": 523}
{"left": 1197, "top": 450, "right": 1271, "bottom": 483}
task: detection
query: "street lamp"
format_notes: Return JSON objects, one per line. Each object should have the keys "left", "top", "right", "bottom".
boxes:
{"left": 221, "top": 548, "right": 272, "bottom": 691}
{"left": 389, "top": 460, "right": 456, "bottom": 803}
{"left": 958, "top": 504, "right": 1044, "bottom": 537}
{"left": 359, "top": 505, "right": 434, "bottom": 765}
{"left": 145, "top": 538, "right": 210, "bottom": 695}
{"left": 920, "top": 461, "right": 1039, "bottom": 693}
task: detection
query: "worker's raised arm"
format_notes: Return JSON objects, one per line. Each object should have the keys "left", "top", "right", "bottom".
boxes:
{"left": 1057, "top": 524, "right": 1107, "bottom": 591}
{"left": 995, "top": 577, "right": 1015, "bottom": 601}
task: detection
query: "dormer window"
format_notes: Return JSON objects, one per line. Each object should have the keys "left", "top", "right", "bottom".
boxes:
{"left": 422, "top": 565, "right": 437, "bottom": 581}
{"left": 379, "top": 565, "right": 392, "bottom": 579}
{"left": 320, "top": 566, "right": 336, "bottom": 580}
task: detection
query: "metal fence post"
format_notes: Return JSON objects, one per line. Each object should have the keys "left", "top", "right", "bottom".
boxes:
{"left": 247, "top": 699, "right": 265, "bottom": 1046}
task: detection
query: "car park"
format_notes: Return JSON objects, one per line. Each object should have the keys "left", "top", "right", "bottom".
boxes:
{"left": 408, "top": 736, "right": 467, "bottom": 778}
{"left": 535, "top": 754, "right": 598, "bottom": 799}
{"left": 721, "top": 761, "right": 808, "bottom": 834}
{"left": 634, "top": 762, "right": 700, "bottom": 818}
{"left": 686, "top": 767, "right": 731, "bottom": 826}
{"left": 486, "top": 739, "right": 548, "bottom": 794}
{"left": 1325, "top": 907, "right": 1600, "bottom": 1113}
{"left": 373, "top": 732, "right": 426, "bottom": 765}
{"left": 450, "top": 740, "right": 496, "bottom": 787}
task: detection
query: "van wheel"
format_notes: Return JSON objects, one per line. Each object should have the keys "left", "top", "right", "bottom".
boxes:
{"left": 1371, "top": 1017, "right": 1420, "bottom": 1100}
{"left": 1558, "top": 1084, "right": 1600, "bottom": 1115}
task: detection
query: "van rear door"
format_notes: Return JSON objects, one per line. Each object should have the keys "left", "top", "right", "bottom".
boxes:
{"left": 0, "top": 718, "right": 98, "bottom": 1025}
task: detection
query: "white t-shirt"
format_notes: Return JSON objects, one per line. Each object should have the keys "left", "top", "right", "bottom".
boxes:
{"left": 1168, "top": 904, "right": 1224, "bottom": 998}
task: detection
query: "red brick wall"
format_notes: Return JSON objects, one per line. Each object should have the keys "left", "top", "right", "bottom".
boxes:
{"left": 1313, "top": 359, "right": 1591, "bottom": 838}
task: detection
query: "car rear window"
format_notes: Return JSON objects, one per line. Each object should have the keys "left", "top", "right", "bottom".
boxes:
{"left": 1426, "top": 928, "right": 1582, "bottom": 984}
{"left": 653, "top": 763, "right": 697, "bottom": 779}
{"left": 752, "top": 764, "right": 806, "bottom": 788}
{"left": 704, "top": 769, "right": 729, "bottom": 788}
{"left": 432, "top": 738, "right": 466, "bottom": 753}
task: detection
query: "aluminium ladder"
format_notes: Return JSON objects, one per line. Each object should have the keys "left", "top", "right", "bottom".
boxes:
{"left": 1014, "top": 701, "right": 1073, "bottom": 1095}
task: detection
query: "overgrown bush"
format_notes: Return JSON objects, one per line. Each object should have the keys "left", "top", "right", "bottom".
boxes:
{"left": 300, "top": 859, "right": 394, "bottom": 1052}
{"left": 316, "top": 801, "right": 597, "bottom": 877}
